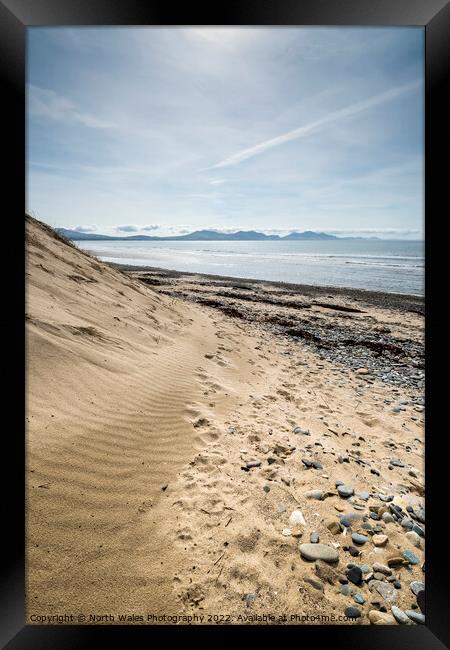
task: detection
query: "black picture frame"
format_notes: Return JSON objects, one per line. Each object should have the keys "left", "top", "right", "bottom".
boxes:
{"left": 2, "top": 0, "right": 448, "bottom": 647}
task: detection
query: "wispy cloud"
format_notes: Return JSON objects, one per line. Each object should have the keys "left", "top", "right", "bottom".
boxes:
{"left": 210, "top": 79, "right": 421, "bottom": 169}
{"left": 27, "top": 84, "right": 115, "bottom": 129}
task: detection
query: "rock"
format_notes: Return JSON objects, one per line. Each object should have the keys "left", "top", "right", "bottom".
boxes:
{"left": 340, "top": 584, "right": 351, "bottom": 596}
{"left": 356, "top": 491, "right": 370, "bottom": 501}
{"left": 402, "top": 550, "right": 419, "bottom": 565}
{"left": 337, "top": 485, "right": 354, "bottom": 498}
{"left": 405, "top": 531, "right": 422, "bottom": 548}
{"left": 372, "top": 563, "right": 392, "bottom": 575}
{"left": 390, "top": 459, "right": 405, "bottom": 467}
{"left": 293, "top": 426, "right": 310, "bottom": 435}
{"left": 410, "top": 581, "right": 425, "bottom": 596}
{"left": 369, "top": 512, "right": 381, "bottom": 521}
{"left": 282, "top": 528, "right": 292, "bottom": 536}
{"left": 289, "top": 510, "right": 306, "bottom": 527}
{"left": 393, "top": 580, "right": 402, "bottom": 589}
{"left": 356, "top": 368, "right": 369, "bottom": 375}
{"left": 246, "top": 460, "right": 261, "bottom": 468}
{"left": 310, "top": 532, "right": 319, "bottom": 544}
{"left": 304, "top": 578, "right": 324, "bottom": 591}
{"left": 387, "top": 556, "right": 405, "bottom": 567}
{"left": 326, "top": 519, "right": 341, "bottom": 535}
{"left": 346, "top": 566, "right": 363, "bottom": 586}
{"left": 405, "top": 610, "right": 425, "bottom": 624}
{"left": 338, "top": 575, "right": 348, "bottom": 584}
{"left": 401, "top": 518, "right": 414, "bottom": 530}
{"left": 368, "top": 610, "right": 397, "bottom": 625}
{"left": 360, "top": 564, "right": 370, "bottom": 574}
{"left": 391, "top": 606, "right": 411, "bottom": 625}
{"left": 245, "top": 593, "right": 256, "bottom": 607}
{"left": 304, "top": 490, "right": 324, "bottom": 500}
{"left": 412, "top": 524, "right": 425, "bottom": 538}
{"left": 348, "top": 546, "right": 361, "bottom": 557}
{"left": 351, "top": 533, "right": 369, "bottom": 545}
{"left": 335, "top": 480, "right": 344, "bottom": 487}
{"left": 299, "top": 543, "right": 339, "bottom": 563}
{"left": 345, "top": 606, "right": 361, "bottom": 619}
{"left": 382, "top": 512, "right": 395, "bottom": 524}
{"left": 372, "top": 534, "right": 388, "bottom": 547}
{"left": 263, "top": 485, "right": 270, "bottom": 493}
{"left": 369, "top": 580, "right": 398, "bottom": 603}
{"left": 354, "top": 593, "right": 365, "bottom": 605}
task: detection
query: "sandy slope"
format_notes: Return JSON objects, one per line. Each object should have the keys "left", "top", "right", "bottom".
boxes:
{"left": 26, "top": 217, "right": 424, "bottom": 624}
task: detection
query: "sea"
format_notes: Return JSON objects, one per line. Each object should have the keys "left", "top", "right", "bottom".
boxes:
{"left": 76, "top": 239, "right": 425, "bottom": 296}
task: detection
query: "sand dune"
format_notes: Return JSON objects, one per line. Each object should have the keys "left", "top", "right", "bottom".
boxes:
{"left": 26, "top": 216, "right": 424, "bottom": 624}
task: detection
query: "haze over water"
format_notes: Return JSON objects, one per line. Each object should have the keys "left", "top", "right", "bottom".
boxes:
{"left": 77, "top": 238, "right": 424, "bottom": 296}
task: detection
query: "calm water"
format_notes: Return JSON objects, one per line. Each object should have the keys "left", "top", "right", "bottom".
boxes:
{"left": 77, "top": 239, "right": 424, "bottom": 296}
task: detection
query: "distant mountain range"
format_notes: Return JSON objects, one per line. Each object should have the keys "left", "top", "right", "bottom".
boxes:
{"left": 56, "top": 228, "right": 341, "bottom": 242}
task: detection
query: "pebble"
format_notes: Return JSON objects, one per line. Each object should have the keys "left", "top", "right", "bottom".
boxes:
{"left": 382, "top": 513, "right": 395, "bottom": 524}
{"left": 387, "top": 556, "right": 405, "bottom": 567}
{"left": 338, "top": 575, "right": 348, "bottom": 584}
{"left": 299, "top": 543, "right": 339, "bottom": 563}
{"left": 304, "top": 490, "right": 324, "bottom": 500}
{"left": 310, "top": 532, "right": 319, "bottom": 544}
{"left": 246, "top": 460, "right": 261, "bottom": 468}
{"left": 369, "top": 512, "right": 381, "bottom": 521}
{"left": 368, "top": 610, "right": 397, "bottom": 625}
{"left": 337, "top": 485, "right": 354, "bottom": 498}
{"left": 410, "top": 581, "right": 425, "bottom": 596}
{"left": 263, "top": 485, "right": 270, "bottom": 493}
{"left": 405, "top": 610, "right": 425, "bottom": 624}
{"left": 393, "top": 580, "right": 402, "bottom": 589}
{"left": 402, "top": 550, "right": 419, "bottom": 565}
{"left": 340, "top": 585, "right": 351, "bottom": 596}
{"left": 344, "top": 606, "right": 361, "bottom": 619}
{"left": 401, "top": 518, "right": 414, "bottom": 530}
{"left": 391, "top": 606, "right": 411, "bottom": 625}
{"left": 245, "top": 593, "right": 256, "bottom": 607}
{"left": 346, "top": 566, "right": 363, "bottom": 586}
{"left": 289, "top": 510, "right": 306, "bottom": 527}
{"left": 412, "top": 524, "right": 425, "bottom": 538}
{"left": 356, "top": 491, "right": 370, "bottom": 501}
{"left": 372, "top": 534, "right": 388, "bottom": 547}
{"left": 354, "top": 593, "right": 365, "bottom": 605}
{"left": 360, "top": 564, "right": 370, "bottom": 574}
{"left": 372, "top": 563, "right": 392, "bottom": 575}
{"left": 369, "top": 580, "right": 398, "bottom": 603}
{"left": 351, "top": 533, "right": 369, "bottom": 545}
{"left": 348, "top": 546, "right": 361, "bottom": 557}
{"left": 293, "top": 426, "right": 310, "bottom": 435}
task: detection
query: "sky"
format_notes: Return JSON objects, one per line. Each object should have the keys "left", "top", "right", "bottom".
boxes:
{"left": 27, "top": 27, "right": 424, "bottom": 239}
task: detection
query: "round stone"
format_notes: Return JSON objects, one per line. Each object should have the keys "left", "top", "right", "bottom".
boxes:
{"left": 345, "top": 606, "right": 361, "bottom": 619}
{"left": 299, "top": 543, "right": 339, "bottom": 563}
{"left": 402, "top": 550, "right": 419, "bottom": 565}
{"left": 391, "top": 606, "right": 411, "bottom": 625}
{"left": 382, "top": 512, "right": 395, "bottom": 524}
{"left": 310, "top": 532, "right": 319, "bottom": 544}
{"left": 304, "top": 490, "right": 324, "bottom": 500}
{"left": 351, "top": 533, "right": 369, "bottom": 545}
{"left": 354, "top": 593, "right": 365, "bottom": 605}
{"left": 405, "top": 531, "right": 422, "bottom": 548}
{"left": 410, "top": 581, "right": 425, "bottom": 596}
{"left": 368, "top": 610, "right": 397, "bottom": 625}
{"left": 372, "top": 563, "right": 392, "bottom": 575}
{"left": 289, "top": 510, "right": 306, "bottom": 527}
{"left": 405, "top": 610, "right": 425, "bottom": 624}
{"left": 346, "top": 566, "right": 363, "bottom": 586}
{"left": 372, "top": 534, "right": 388, "bottom": 547}
{"left": 337, "top": 485, "right": 354, "bottom": 498}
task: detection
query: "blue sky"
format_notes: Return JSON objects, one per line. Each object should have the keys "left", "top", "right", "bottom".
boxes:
{"left": 27, "top": 27, "right": 424, "bottom": 239}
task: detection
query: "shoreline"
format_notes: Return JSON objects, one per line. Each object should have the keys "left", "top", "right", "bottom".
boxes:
{"left": 109, "top": 263, "right": 424, "bottom": 314}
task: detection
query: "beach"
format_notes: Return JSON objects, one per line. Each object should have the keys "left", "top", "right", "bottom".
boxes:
{"left": 26, "top": 216, "right": 425, "bottom": 625}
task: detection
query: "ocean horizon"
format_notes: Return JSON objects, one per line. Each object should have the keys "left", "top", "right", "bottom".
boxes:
{"left": 76, "top": 238, "right": 424, "bottom": 296}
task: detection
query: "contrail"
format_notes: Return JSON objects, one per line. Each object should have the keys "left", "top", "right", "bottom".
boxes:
{"left": 210, "top": 79, "right": 421, "bottom": 169}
